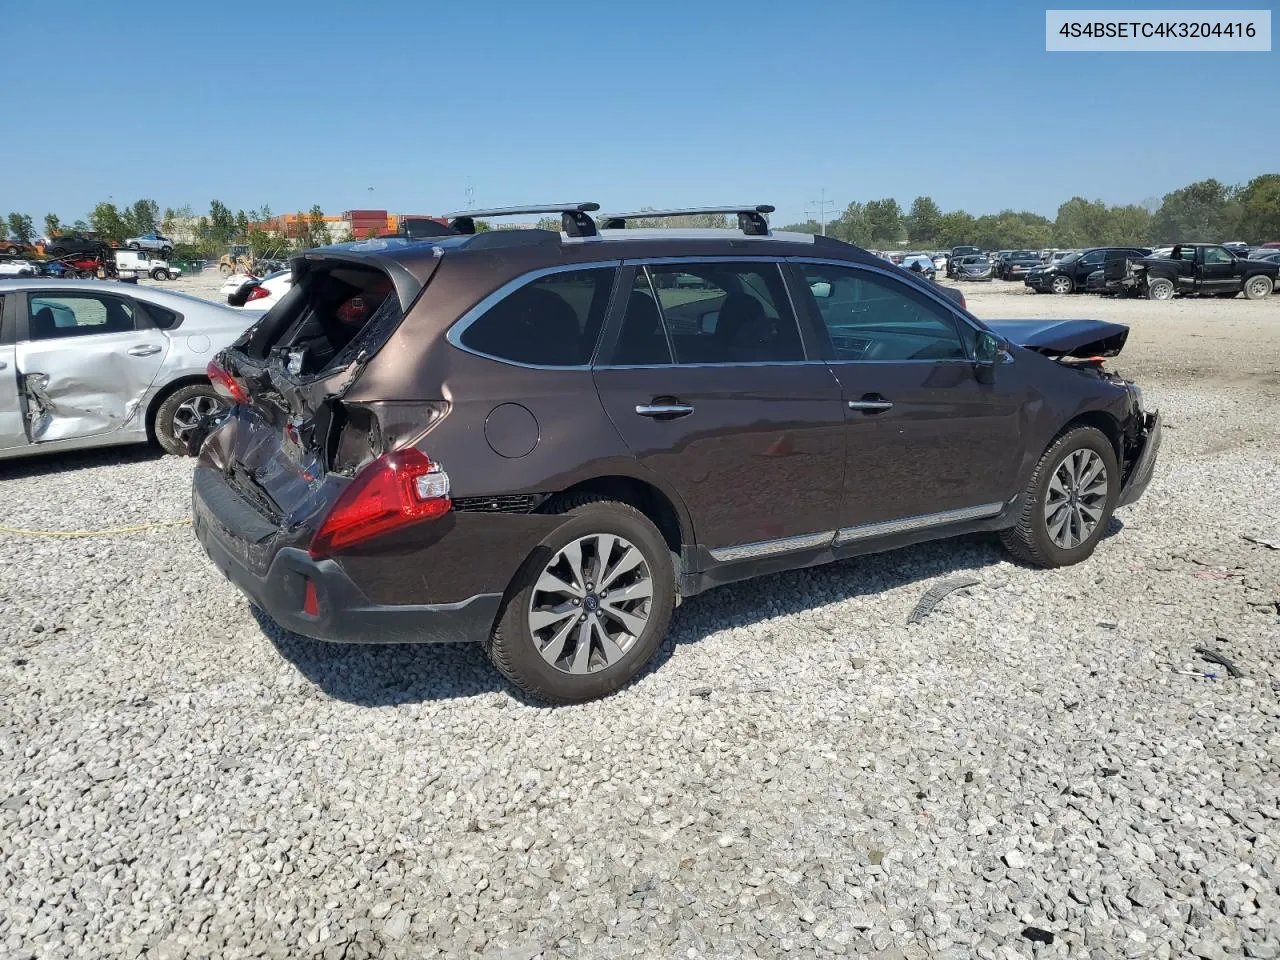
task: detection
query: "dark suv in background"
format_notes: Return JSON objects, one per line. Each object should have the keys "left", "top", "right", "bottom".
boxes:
{"left": 1025, "top": 246, "right": 1151, "bottom": 294}
{"left": 192, "top": 203, "right": 1160, "bottom": 703}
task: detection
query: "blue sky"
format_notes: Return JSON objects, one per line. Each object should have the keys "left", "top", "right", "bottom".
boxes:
{"left": 3, "top": 1, "right": 1274, "bottom": 226}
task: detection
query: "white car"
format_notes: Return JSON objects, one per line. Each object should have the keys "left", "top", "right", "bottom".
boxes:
{"left": 125, "top": 232, "right": 175, "bottom": 257}
{"left": 0, "top": 260, "right": 38, "bottom": 278}
{"left": 931, "top": 252, "right": 948, "bottom": 271}
{"left": 0, "top": 278, "right": 260, "bottom": 458}
{"left": 227, "top": 269, "right": 294, "bottom": 309}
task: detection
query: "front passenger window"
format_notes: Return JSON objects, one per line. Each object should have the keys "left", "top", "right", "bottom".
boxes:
{"left": 28, "top": 295, "right": 135, "bottom": 341}
{"left": 801, "top": 264, "right": 969, "bottom": 362}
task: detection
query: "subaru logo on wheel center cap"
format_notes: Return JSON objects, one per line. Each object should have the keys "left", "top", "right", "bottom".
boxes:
{"left": 584, "top": 595, "right": 599, "bottom": 612}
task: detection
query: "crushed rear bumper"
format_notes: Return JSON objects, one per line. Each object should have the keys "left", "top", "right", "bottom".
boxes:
{"left": 192, "top": 466, "right": 500, "bottom": 644}
{"left": 1118, "top": 410, "right": 1161, "bottom": 507}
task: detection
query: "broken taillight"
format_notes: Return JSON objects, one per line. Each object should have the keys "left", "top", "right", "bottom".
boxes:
{"left": 245, "top": 285, "right": 271, "bottom": 302}
{"left": 308, "top": 449, "right": 451, "bottom": 559}
{"left": 207, "top": 360, "right": 248, "bottom": 404}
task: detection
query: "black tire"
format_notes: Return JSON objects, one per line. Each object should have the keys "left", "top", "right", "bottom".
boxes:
{"left": 4, "top": 245, "right": 18, "bottom": 256}
{"left": 1049, "top": 275, "right": 1073, "bottom": 295}
{"left": 1146, "top": 277, "right": 1175, "bottom": 301}
{"left": 128, "top": 241, "right": 140, "bottom": 250}
{"left": 1243, "top": 275, "right": 1273, "bottom": 301}
{"left": 487, "top": 495, "right": 676, "bottom": 704}
{"left": 151, "top": 268, "right": 168, "bottom": 280}
{"left": 999, "top": 425, "right": 1120, "bottom": 568}
{"left": 152, "top": 383, "right": 224, "bottom": 456}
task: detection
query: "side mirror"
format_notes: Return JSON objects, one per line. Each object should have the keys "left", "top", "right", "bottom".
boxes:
{"left": 973, "top": 330, "right": 1007, "bottom": 384}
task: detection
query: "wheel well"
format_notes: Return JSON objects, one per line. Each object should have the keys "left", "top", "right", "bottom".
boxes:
{"left": 1063, "top": 410, "right": 1122, "bottom": 461}
{"left": 549, "top": 476, "right": 687, "bottom": 554}
{"left": 144, "top": 375, "right": 209, "bottom": 440}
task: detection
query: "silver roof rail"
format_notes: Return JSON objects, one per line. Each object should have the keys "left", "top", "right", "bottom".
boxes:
{"left": 440, "top": 202, "right": 600, "bottom": 238}
{"left": 599, "top": 205, "right": 775, "bottom": 236}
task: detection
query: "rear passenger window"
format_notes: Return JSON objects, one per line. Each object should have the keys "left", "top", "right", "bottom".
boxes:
{"left": 617, "top": 262, "right": 804, "bottom": 365}
{"left": 801, "top": 264, "right": 969, "bottom": 362}
{"left": 459, "top": 268, "right": 615, "bottom": 366}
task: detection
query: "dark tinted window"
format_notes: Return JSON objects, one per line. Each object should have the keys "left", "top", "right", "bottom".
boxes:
{"left": 460, "top": 268, "right": 616, "bottom": 367}
{"left": 28, "top": 294, "right": 135, "bottom": 340}
{"left": 801, "top": 264, "right": 969, "bottom": 362}
{"left": 643, "top": 262, "right": 804, "bottom": 364}
{"left": 1079, "top": 250, "right": 1105, "bottom": 265}
{"left": 143, "top": 303, "right": 179, "bottom": 328}
{"left": 609, "top": 272, "right": 673, "bottom": 365}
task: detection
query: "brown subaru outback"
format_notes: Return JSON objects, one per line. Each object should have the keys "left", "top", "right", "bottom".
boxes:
{"left": 192, "top": 203, "right": 1160, "bottom": 703}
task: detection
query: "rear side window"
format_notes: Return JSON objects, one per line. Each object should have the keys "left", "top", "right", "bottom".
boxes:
{"left": 609, "top": 262, "right": 804, "bottom": 365}
{"left": 459, "top": 268, "right": 616, "bottom": 367}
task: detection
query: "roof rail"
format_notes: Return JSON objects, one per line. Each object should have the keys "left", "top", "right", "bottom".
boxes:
{"left": 599, "top": 205, "right": 775, "bottom": 236}
{"left": 440, "top": 202, "right": 600, "bottom": 238}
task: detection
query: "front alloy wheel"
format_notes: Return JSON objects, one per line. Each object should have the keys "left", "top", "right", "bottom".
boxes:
{"left": 1050, "top": 275, "right": 1073, "bottom": 295}
{"left": 999, "top": 425, "right": 1120, "bottom": 568}
{"left": 1043, "top": 449, "right": 1108, "bottom": 549}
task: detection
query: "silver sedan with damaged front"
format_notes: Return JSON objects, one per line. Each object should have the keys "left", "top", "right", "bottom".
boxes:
{"left": 0, "top": 279, "right": 261, "bottom": 460}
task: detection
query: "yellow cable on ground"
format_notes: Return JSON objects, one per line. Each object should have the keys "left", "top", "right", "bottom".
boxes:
{"left": 0, "top": 518, "right": 192, "bottom": 538}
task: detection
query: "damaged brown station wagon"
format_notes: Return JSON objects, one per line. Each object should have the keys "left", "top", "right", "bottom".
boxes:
{"left": 192, "top": 203, "right": 1161, "bottom": 703}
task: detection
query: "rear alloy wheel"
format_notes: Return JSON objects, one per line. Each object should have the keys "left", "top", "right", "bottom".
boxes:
{"left": 1146, "top": 277, "right": 1175, "bottom": 301}
{"left": 1050, "top": 275, "right": 1073, "bottom": 295}
{"left": 5, "top": 245, "right": 18, "bottom": 256}
{"left": 999, "top": 425, "right": 1119, "bottom": 568}
{"left": 154, "top": 384, "right": 226, "bottom": 456}
{"left": 1243, "top": 275, "right": 1273, "bottom": 300}
{"left": 488, "top": 497, "right": 675, "bottom": 704}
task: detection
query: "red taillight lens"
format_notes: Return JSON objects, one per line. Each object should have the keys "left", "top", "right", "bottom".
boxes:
{"left": 245, "top": 285, "right": 271, "bottom": 302}
{"left": 308, "top": 449, "right": 451, "bottom": 559}
{"left": 206, "top": 360, "right": 248, "bottom": 404}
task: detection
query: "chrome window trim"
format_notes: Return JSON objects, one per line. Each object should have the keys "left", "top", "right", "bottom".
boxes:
{"left": 788, "top": 256, "right": 989, "bottom": 341}
{"left": 709, "top": 530, "right": 835, "bottom": 563}
{"left": 834, "top": 502, "right": 1005, "bottom": 546}
{"left": 445, "top": 260, "right": 623, "bottom": 371}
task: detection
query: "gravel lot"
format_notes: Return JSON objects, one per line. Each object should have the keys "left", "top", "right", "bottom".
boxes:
{"left": 2, "top": 273, "right": 1278, "bottom": 959}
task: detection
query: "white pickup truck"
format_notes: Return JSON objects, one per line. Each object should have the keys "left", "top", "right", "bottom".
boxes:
{"left": 114, "top": 250, "right": 182, "bottom": 281}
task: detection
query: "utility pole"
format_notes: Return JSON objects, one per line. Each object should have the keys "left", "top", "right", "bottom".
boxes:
{"left": 806, "top": 187, "right": 835, "bottom": 236}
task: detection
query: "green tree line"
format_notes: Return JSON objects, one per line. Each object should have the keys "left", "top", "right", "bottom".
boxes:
{"left": 779, "top": 174, "right": 1280, "bottom": 249}
{"left": 6, "top": 175, "right": 1277, "bottom": 255}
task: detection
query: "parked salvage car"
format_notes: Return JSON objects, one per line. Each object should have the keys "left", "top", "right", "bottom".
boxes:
{"left": 0, "top": 279, "right": 260, "bottom": 459}
{"left": 2, "top": 239, "right": 32, "bottom": 257}
{"left": 946, "top": 245, "right": 982, "bottom": 278}
{"left": 998, "top": 250, "right": 1041, "bottom": 280}
{"left": 190, "top": 202, "right": 1159, "bottom": 704}
{"left": 227, "top": 269, "right": 294, "bottom": 309}
{"left": 899, "top": 254, "right": 936, "bottom": 280}
{"left": 952, "top": 254, "right": 994, "bottom": 281}
{"left": 126, "top": 232, "right": 175, "bottom": 258}
{"left": 1116, "top": 244, "right": 1277, "bottom": 300}
{"left": 0, "top": 260, "right": 38, "bottom": 278}
{"left": 1024, "top": 247, "right": 1150, "bottom": 295}
{"left": 45, "top": 234, "right": 109, "bottom": 257}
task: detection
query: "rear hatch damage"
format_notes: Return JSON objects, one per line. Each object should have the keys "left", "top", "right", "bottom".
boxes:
{"left": 208, "top": 247, "right": 443, "bottom": 530}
